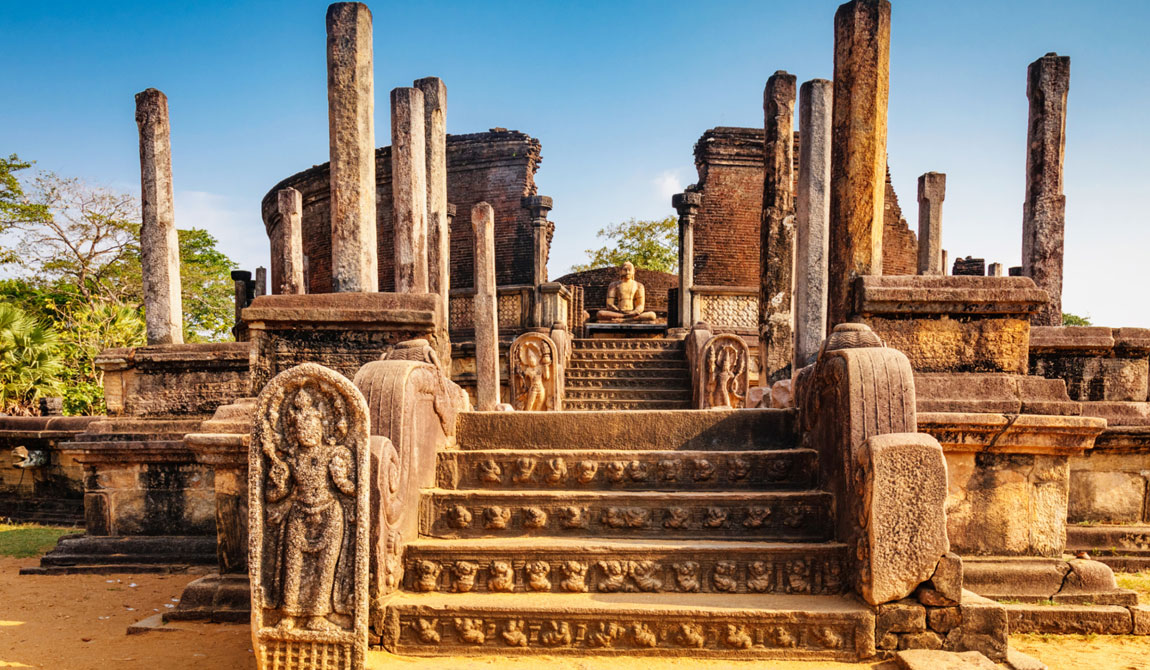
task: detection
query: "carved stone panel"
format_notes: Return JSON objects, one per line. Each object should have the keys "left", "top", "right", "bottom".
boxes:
{"left": 249, "top": 363, "right": 370, "bottom": 669}
{"left": 698, "top": 334, "right": 750, "bottom": 409}
{"left": 509, "top": 332, "right": 561, "bottom": 411}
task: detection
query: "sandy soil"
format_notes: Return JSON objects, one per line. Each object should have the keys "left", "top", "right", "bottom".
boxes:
{"left": 3, "top": 555, "right": 1150, "bottom": 669}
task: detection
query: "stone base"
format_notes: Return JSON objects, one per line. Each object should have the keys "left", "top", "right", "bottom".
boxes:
{"left": 585, "top": 323, "right": 667, "bottom": 338}
{"left": 165, "top": 572, "right": 250, "bottom": 623}
{"left": 1066, "top": 524, "right": 1150, "bottom": 571}
{"left": 963, "top": 556, "right": 1136, "bottom": 605}
{"left": 23, "top": 534, "right": 216, "bottom": 574}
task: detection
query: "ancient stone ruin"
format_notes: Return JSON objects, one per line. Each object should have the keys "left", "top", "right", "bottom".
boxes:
{"left": 3, "top": 0, "right": 1149, "bottom": 668}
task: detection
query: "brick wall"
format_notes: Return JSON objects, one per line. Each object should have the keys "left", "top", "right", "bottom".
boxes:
{"left": 952, "top": 256, "right": 986, "bottom": 276}
{"left": 689, "top": 127, "right": 917, "bottom": 287}
{"left": 261, "top": 129, "right": 543, "bottom": 294}
{"left": 553, "top": 266, "right": 678, "bottom": 318}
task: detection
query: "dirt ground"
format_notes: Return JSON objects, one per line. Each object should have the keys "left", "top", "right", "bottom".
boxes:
{"left": 3, "top": 555, "right": 1150, "bottom": 669}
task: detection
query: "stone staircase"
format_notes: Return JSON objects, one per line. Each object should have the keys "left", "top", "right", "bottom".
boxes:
{"left": 564, "top": 339, "right": 693, "bottom": 410}
{"left": 377, "top": 409, "right": 874, "bottom": 660}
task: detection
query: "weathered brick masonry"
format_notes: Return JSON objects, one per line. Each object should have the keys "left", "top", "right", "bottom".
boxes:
{"left": 262, "top": 129, "right": 544, "bottom": 294}
{"left": 690, "top": 127, "right": 917, "bottom": 286}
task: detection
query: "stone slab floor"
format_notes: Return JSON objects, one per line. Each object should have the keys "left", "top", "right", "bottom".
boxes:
{"left": 3, "top": 552, "right": 1150, "bottom": 669}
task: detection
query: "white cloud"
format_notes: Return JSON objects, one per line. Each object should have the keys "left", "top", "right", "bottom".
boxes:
{"left": 174, "top": 190, "right": 268, "bottom": 278}
{"left": 653, "top": 169, "right": 684, "bottom": 202}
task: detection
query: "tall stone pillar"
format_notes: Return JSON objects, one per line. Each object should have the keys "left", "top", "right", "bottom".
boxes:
{"left": 472, "top": 203, "right": 500, "bottom": 410}
{"left": 794, "top": 79, "right": 833, "bottom": 368}
{"left": 391, "top": 87, "right": 429, "bottom": 293}
{"left": 916, "top": 172, "right": 946, "bottom": 275}
{"left": 327, "top": 2, "right": 377, "bottom": 293}
{"left": 524, "top": 195, "right": 553, "bottom": 327}
{"left": 673, "top": 190, "right": 702, "bottom": 330}
{"left": 415, "top": 77, "right": 448, "bottom": 307}
{"left": 760, "top": 71, "right": 797, "bottom": 384}
{"left": 277, "top": 187, "right": 305, "bottom": 294}
{"left": 1022, "top": 52, "right": 1070, "bottom": 327}
{"left": 135, "top": 88, "right": 184, "bottom": 345}
{"left": 827, "top": 0, "right": 891, "bottom": 328}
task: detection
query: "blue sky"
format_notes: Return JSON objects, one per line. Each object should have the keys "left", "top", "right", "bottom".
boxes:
{"left": 3, "top": 0, "right": 1148, "bottom": 326}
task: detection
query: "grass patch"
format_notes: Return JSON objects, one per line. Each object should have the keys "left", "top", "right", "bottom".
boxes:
{"left": 1115, "top": 569, "right": 1150, "bottom": 604}
{"left": 0, "top": 523, "right": 73, "bottom": 558}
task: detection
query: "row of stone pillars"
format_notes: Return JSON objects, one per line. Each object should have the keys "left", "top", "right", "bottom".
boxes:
{"left": 743, "top": 0, "right": 1070, "bottom": 384}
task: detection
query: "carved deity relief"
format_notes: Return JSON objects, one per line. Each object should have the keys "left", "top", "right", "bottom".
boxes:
{"left": 509, "top": 332, "right": 561, "bottom": 411}
{"left": 699, "top": 334, "right": 750, "bottom": 409}
{"left": 249, "top": 362, "right": 370, "bottom": 669}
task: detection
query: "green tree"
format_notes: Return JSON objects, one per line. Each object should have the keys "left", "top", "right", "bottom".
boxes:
{"left": 1062, "top": 312, "right": 1092, "bottom": 327}
{"left": 571, "top": 216, "right": 678, "bottom": 274}
{"left": 0, "top": 154, "right": 49, "bottom": 265}
{"left": 0, "top": 303, "right": 64, "bottom": 415}
{"left": 57, "top": 302, "right": 146, "bottom": 415}
{"left": 178, "top": 228, "right": 237, "bottom": 341}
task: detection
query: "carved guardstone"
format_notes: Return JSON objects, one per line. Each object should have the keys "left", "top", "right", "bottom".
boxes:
{"left": 250, "top": 363, "right": 371, "bottom": 669}
{"left": 700, "top": 334, "right": 750, "bottom": 409}
{"left": 509, "top": 332, "right": 561, "bottom": 411}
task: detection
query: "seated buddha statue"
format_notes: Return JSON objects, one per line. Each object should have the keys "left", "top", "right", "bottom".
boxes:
{"left": 594, "top": 262, "right": 657, "bottom": 323}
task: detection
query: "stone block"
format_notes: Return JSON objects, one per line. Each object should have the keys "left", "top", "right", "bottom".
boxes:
{"left": 861, "top": 316, "right": 1031, "bottom": 374}
{"left": 928, "top": 606, "right": 961, "bottom": 633}
{"left": 1131, "top": 604, "right": 1150, "bottom": 635}
{"left": 898, "top": 630, "right": 943, "bottom": 650}
{"left": 930, "top": 552, "right": 963, "bottom": 603}
{"left": 1005, "top": 602, "right": 1133, "bottom": 635}
{"left": 1005, "top": 649, "right": 1048, "bottom": 670}
{"left": 895, "top": 649, "right": 997, "bottom": 670}
{"left": 856, "top": 433, "right": 949, "bottom": 605}
{"left": 916, "top": 587, "right": 957, "bottom": 607}
{"left": 1068, "top": 469, "right": 1145, "bottom": 523}
{"left": 945, "top": 591, "right": 1007, "bottom": 662}
{"left": 877, "top": 599, "right": 927, "bottom": 638}
{"left": 961, "top": 558, "right": 1068, "bottom": 601}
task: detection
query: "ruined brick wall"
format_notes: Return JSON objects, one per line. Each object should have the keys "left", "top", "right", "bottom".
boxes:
{"left": 952, "top": 256, "right": 986, "bottom": 276}
{"left": 882, "top": 168, "right": 918, "bottom": 276}
{"left": 690, "top": 127, "right": 916, "bottom": 286}
{"left": 262, "top": 129, "right": 543, "bottom": 293}
{"left": 553, "top": 266, "right": 677, "bottom": 317}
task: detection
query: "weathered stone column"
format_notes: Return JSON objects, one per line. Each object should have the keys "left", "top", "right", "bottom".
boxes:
{"left": 391, "top": 87, "right": 429, "bottom": 293}
{"left": 916, "top": 172, "right": 946, "bottom": 275}
{"left": 1022, "top": 52, "right": 1070, "bottom": 326}
{"left": 827, "top": 0, "right": 891, "bottom": 328}
{"left": 135, "top": 88, "right": 184, "bottom": 345}
{"left": 253, "top": 267, "right": 266, "bottom": 297}
{"left": 327, "top": 2, "right": 377, "bottom": 293}
{"left": 415, "top": 77, "right": 448, "bottom": 306}
{"left": 760, "top": 71, "right": 797, "bottom": 384}
{"left": 472, "top": 203, "right": 500, "bottom": 410}
{"left": 524, "top": 195, "right": 553, "bottom": 327}
{"left": 794, "top": 79, "right": 833, "bottom": 368}
{"left": 276, "top": 187, "right": 305, "bottom": 294}
{"left": 673, "top": 190, "right": 702, "bottom": 329}
{"left": 988, "top": 262, "right": 1004, "bottom": 277}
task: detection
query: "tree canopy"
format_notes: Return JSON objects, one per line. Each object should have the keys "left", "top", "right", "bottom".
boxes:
{"left": 570, "top": 215, "right": 678, "bottom": 274}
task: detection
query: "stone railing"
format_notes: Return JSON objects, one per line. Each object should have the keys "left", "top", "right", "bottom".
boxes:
{"left": 689, "top": 285, "right": 758, "bottom": 335}
{"left": 350, "top": 342, "right": 467, "bottom": 640}
{"left": 793, "top": 324, "right": 1005, "bottom": 658}
{"left": 448, "top": 284, "right": 533, "bottom": 336}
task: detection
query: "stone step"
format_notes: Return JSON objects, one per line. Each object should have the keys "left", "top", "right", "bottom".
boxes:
{"left": 457, "top": 409, "right": 798, "bottom": 452}
{"left": 573, "top": 339, "right": 685, "bottom": 350}
{"left": 566, "top": 367, "right": 691, "bottom": 380}
{"left": 437, "top": 449, "right": 818, "bottom": 491}
{"left": 564, "top": 399, "right": 694, "bottom": 411}
{"left": 403, "top": 537, "right": 848, "bottom": 596}
{"left": 420, "top": 489, "right": 833, "bottom": 542}
{"left": 567, "top": 361, "right": 689, "bottom": 372}
{"left": 569, "top": 351, "right": 687, "bottom": 363}
{"left": 378, "top": 592, "right": 874, "bottom": 659}
{"left": 565, "top": 389, "right": 692, "bottom": 403}
{"left": 565, "top": 376, "right": 690, "bottom": 390}
{"left": 34, "top": 534, "right": 217, "bottom": 567}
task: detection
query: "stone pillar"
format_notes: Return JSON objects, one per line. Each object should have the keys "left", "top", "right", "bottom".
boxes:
{"left": 760, "top": 71, "right": 797, "bottom": 384}
{"left": 942, "top": 250, "right": 949, "bottom": 275}
{"left": 794, "top": 79, "right": 833, "bottom": 368}
{"left": 231, "top": 270, "right": 252, "bottom": 342}
{"left": 827, "top": 0, "right": 891, "bottom": 328}
{"left": 253, "top": 267, "right": 266, "bottom": 298}
{"left": 1022, "top": 52, "right": 1070, "bottom": 327}
{"left": 134, "top": 88, "right": 184, "bottom": 345}
{"left": 524, "top": 195, "right": 553, "bottom": 327}
{"left": 415, "top": 77, "right": 448, "bottom": 305}
{"left": 276, "top": 187, "right": 305, "bottom": 294}
{"left": 988, "top": 262, "right": 1004, "bottom": 277}
{"left": 391, "top": 87, "right": 429, "bottom": 293}
{"left": 916, "top": 172, "right": 946, "bottom": 275}
{"left": 472, "top": 202, "right": 500, "bottom": 410}
{"left": 327, "top": 2, "right": 377, "bottom": 293}
{"left": 673, "top": 191, "right": 702, "bottom": 329}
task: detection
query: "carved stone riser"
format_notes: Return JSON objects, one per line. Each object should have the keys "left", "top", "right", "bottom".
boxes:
{"left": 565, "top": 390, "right": 692, "bottom": 402}
{"left": 402, "top": 544, "right": 849, "bottom": 595}
{"left": 565, "top": 401, "right": 693, "bottom": 411}
{"left": 570, "top": 352, "right": 687, "bottom": 363}
{"left": 436, "top": 450, "right": 818, "bottom": 491}
{"left": 566, "top": 368, "right": 691, "bottom": 379}
{"left": 566, "top": 378, "right": 690, "bottom": 390}
{"left": 421, "top": 492, "right": 833, "bottom": 541}
{"left": 381, "top": 598, "right": 872, "bottom": 660}
{"left": 573, "top": 340, "right": 685, "bottom": 351}
{"left": 568, "top": 361, "right": 688, "bottom": 370}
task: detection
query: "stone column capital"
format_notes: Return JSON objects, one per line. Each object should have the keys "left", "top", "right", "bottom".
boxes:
{"left": 522, "top": 195, "right": 553, "bottom": 220}
{"left": 672, "top": 191, "right": 702, "bottom": 217}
